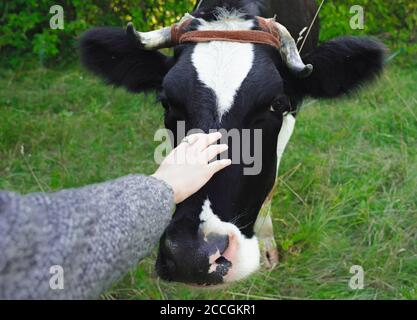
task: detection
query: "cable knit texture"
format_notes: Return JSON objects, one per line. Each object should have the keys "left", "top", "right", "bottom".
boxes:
{"left": 0, "top": 175, "right": 174, "bottom": 300}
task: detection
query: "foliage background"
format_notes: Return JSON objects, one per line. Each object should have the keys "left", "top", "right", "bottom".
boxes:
{"left": 0, "top": 0, "right": 416, "bottom": 65}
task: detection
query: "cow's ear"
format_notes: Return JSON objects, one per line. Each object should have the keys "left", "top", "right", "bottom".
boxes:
{"left": 291, "top": 37, "right": 385, "bottom": 99}
{"left": 79, "top": 27, "right": 172, "bottom": 93}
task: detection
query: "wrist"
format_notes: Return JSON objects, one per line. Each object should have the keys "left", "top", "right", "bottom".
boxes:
{"left": 151, "top": 173, "right": 180, "bottom": 204}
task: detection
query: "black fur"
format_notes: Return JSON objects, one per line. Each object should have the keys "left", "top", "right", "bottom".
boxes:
{"left": 298, "top": 37, "right": 386, "bottom": 98}
{"left": 79, "top": 27, "right": 172, "bottom": 93}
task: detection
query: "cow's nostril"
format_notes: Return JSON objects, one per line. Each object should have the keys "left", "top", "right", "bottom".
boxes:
{"left": 215, "top": 256, "right": 231, "bottom": 265}
{"left": 213, "top": 256, "right": 232, "bottom": 276}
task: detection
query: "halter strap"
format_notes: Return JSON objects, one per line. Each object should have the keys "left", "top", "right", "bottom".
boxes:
{"left": 171, "top": 17, "right": 281, "bottom": 49}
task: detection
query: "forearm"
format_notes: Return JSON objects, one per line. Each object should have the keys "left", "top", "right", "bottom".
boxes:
{"left": 0, "top": 175, "right": 174, "bottom": 299}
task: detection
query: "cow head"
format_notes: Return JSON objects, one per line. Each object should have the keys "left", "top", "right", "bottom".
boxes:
{"left": 79, "top": 5, "right": 384, "bottom": 286}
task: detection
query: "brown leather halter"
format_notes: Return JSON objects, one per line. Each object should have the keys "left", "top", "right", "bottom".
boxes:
{"left": 171, "top": 17, "right": 281, "bottom": 49}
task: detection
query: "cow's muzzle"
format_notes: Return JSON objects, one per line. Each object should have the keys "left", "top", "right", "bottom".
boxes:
{"left": 156, "top": 231, "right": 232, "bottom": 286}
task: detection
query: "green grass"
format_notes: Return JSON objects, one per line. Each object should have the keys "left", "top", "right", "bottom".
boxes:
{"left": 0, "top": 61, "right": 416, "bottom": 300}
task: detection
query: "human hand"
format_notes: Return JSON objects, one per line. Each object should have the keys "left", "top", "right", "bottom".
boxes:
{"left": 152, "top": 132, "right": 231, "bottom": 204}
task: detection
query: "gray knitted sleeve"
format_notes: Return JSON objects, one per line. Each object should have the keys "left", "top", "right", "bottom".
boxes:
{"left": 0, "top": 175, "right": 175, "bottom": 300}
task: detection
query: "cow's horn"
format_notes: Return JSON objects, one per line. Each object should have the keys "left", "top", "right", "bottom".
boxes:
{"left": 275, "top": 22, "right": 313, "bottom": 78}
{"left": 126, "top": 13, "right": 195, "bottom": 50}
{"left": 126, "top": 23, "right": 173, "bottom": 50}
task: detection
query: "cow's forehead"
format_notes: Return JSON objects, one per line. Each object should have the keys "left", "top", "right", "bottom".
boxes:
{"left": 163, "top": 13, "right": 285, "bottom": 127}
{"left": 191, "top": 15, "right": 255, "bottom": 121}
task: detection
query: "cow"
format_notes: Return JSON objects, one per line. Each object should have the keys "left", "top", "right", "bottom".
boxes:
{"left": 79, "top": 0, "right": 385, "bottom": 286}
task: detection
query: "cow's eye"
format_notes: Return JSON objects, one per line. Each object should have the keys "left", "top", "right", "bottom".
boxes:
{"left": 270, "top": 95, "right": 291, "bottom": 114}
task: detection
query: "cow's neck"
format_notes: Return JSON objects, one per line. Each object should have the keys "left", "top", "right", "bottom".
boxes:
{"left": 255, "top": 113, "right": 297, "bottom": 268}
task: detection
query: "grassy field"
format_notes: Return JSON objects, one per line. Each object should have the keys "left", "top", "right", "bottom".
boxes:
{"left": 0, "top": 59, "right": 416, "bottom": 300}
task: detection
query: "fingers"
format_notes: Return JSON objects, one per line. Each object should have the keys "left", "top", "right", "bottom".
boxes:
{"left": 181, "top": 132, "right": 222, "bottom": 149}
{"left": 177, "top": 135, "right": 196, "bottom": 150}
{"left": 204, "top": 144, "right": 228, "bottom": 162}
{"left": 192, "top": 132, "right": 222, "bottom": 151}
{"left": 175, "top": 134, "right": 201, "bottom": 155}
{"left": 175, "top": 132, "right": 230, "bottom": 166}
{"left": 205, "top": 132, "right": 223, "bottom": 147}
{"left": 208, "top": 159, "right": 232, "bottom": 176}
{"left": 183, "top": 134, "right": 200, "bottom": 145}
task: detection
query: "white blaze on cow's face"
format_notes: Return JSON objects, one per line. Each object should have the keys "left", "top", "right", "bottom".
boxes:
{"left": 188, "top": 12, "right": 261, "bottom": 283}
{"left": 191, "top": 11, "right": 255, "bottom": 121}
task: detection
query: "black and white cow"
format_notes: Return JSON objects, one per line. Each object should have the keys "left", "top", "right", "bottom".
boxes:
{"left": 79, "top": 0, "right": 385, "bottom": 286}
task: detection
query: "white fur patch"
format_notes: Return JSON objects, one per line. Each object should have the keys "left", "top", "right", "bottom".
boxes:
{"left": 276, "top": 114, "right": 296, "bottom": 174}
{"left": 191, "top": 15, "right": 255, "bottom": 121}
{"left": 200, "top": 199, "right": 260, "bottom": 283}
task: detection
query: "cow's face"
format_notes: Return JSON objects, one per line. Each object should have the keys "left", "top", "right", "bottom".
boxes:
{"left": 80, "top": 8, "right": 384, "bottom": 286}
{"left": 156, "top": 15, "right": 288, "bottom": 285}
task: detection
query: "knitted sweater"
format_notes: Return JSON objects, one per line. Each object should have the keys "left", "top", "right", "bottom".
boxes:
{"left": 0, "top": 175, "right": 174, "bottom": 299}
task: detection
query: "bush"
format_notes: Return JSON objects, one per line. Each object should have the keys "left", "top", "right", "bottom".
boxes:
{"left": 0, "top": 0, "right": 415, "bottom": 64}
{"left": 0, "top": 0, "right": 194, "bottom": 64}
{"left": 320, "top": 0, "right": 416, "bottom": 43}
{"left": 319, "top": 0, "right": 416, "bottom": 65}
